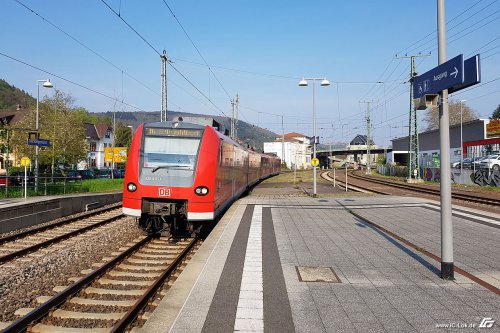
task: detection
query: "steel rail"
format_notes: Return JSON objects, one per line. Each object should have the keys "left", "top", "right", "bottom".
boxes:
{"left": 320, "top": 171, "right": 390, "bottom": 195}
{"left": 348, "top": 172, "right": 500, "bottom": 206}
{"left": 0, "top": 212, "right": 124, "bottom": 265}
{"left": 110, "top": 237, "right": 199, "bottom": 332}
{"left": 0, "top": 202, "right": 122, "bottom": 245}
{"left": 1, "top": 235, "right": 154, "bottom": 333}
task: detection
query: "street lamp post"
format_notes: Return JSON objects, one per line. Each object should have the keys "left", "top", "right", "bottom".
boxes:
{"left": 299, "top": 77, "right": 330, "bottom": 197}
{"left": 35, "top": 79, "right": 53, "bottom": 192}
{"left": 460, "top": 100, "right": 467, "bottom": 174}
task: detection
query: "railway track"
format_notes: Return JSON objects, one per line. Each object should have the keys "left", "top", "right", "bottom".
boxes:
{"left": 322, "top": 169, "right": 500, "bottom": 207}
{"left": 347, "top": 171, "right": 500, "bottom": 206}
{"left": 320, "top": 170, "right": 390, "bottom": 195}
{"left": 1, "top": 235, "right": 199, "bottom": 332}
{"left": 0, "top": 206, "right": 124, "bottom": 265}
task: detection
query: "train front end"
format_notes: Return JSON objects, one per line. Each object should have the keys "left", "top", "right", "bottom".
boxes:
{"left": 122, "top": 120, "right": 218, "bottom": 234}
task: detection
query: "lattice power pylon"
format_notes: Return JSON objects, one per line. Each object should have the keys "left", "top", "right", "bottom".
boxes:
{"left": 161, "top": 50, "right": 168, "bottom": 122}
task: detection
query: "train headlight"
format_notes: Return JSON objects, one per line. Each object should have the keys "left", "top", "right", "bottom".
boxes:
{"left": 127, "top": 182, "right": 137, "bottom": 192}
{"left": 195, "top": 186, "right": 209, "bottom": 196}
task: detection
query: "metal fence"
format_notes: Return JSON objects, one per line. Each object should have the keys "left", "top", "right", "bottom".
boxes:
{"left": 0, "top": 176, "right": 84, "bottom": 198}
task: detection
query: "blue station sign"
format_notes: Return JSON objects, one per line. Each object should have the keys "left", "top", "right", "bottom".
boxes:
{"left": 449, "top": 54, "right": 481, "bottom": 94}
{"left": 413, "top": 54, "right": 464, "bottom": 98}
{"left": 28, "top": 138, "right": 51, "bottom": 147}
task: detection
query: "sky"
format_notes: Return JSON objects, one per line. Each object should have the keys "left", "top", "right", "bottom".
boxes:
{"left": 1, "top": 0, "right": 499, "bottom": 147}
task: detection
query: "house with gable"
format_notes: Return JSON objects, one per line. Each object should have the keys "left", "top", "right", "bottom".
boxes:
{"left": 82, "top": 123, "right": 113, "bottom": 169}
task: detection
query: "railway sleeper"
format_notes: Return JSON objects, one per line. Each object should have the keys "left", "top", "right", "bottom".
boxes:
{"left": 30, "top": 323, "right": 109, "bottom": 333}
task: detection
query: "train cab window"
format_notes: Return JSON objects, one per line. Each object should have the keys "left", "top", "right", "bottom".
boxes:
{"left": 143, "top": 136, "right": 200, "bottom": 170}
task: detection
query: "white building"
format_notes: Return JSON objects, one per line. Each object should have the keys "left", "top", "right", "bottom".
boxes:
{"left": 82, "top": 123, "right": 113, "bottom": 170}
{"left": 264, "top": 132, "right": 311, "bottom": 169}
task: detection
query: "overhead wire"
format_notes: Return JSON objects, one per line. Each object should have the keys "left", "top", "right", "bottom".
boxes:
{"left": 160, "top": 0, "right": 232, "bottom": 100}
{"left": 0, "top": 51, "right": 147, "bottom": 111}
{"left": 369, "top": 0, "right": 497, "bottom": 111}
{"left": 100, "top": 0, "right": 229, "bottom": 118}
{"left": 404, "top": 0, "right": 497, "bottom": 55}
{"left": 14, "top": 0, "right": 159, "bottom": 99}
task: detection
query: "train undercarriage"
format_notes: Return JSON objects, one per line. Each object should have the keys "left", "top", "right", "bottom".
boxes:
{"left": 138, "top": 198, "right": 202, "bottom": 236}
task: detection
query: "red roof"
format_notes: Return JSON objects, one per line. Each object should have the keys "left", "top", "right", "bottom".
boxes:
{"left": 275, "top": 132, "right": 308, "bottom": 141}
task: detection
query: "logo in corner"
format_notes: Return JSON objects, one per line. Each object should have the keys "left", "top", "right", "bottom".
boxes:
{"left": 479, "top": 317, "right": 495, "bottom": 329}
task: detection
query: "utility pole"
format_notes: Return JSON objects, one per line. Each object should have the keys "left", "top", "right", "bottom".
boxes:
{"left": 398, "top": 53, "right": 430, "bottom": 181}
{"left": 438, "top": 0, "right": 454, "bottom": 280}
{"left": 235, "top": 94, "right": 239, "bottom": 139}
{"left": 230, "top": 99, "right": 235, "bottom": 139}
{"left": 359, "top": 100, "right": 373, "bottom": 174}
{"left": 281, "top": 115, "right": 285, "bottom": 168}
{"left": 111, "top": 109, "right": 116, "bottom": 179}
{"left": 161, "top": 50, "right": 168, "bottom": 122}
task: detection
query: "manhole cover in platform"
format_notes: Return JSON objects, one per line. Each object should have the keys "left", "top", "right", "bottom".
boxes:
{"left": 318, "top": 199, "right": 329, "bottom": 202}
{"left": 296, "top": 266, "right": 341, "bottom": 283}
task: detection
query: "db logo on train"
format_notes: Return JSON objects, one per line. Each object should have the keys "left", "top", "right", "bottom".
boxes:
{"left": 158, "top": 188, "right": 171, "bottom": 197}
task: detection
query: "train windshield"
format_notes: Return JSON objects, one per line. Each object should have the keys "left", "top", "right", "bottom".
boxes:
{"left": 143, "top": 136, "right": 201, "bottom": 170}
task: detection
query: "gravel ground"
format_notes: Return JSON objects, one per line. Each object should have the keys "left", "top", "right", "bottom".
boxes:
{"left": 0, "top": 216, "right": 143, "bottom": 322}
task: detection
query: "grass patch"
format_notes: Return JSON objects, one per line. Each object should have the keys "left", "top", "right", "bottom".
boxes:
{"left": 82, "top": 179, "right": 124, "bottom": 192}
{"left": 263, "top": 170, "right": 330, "bottom": 184}
{"left": 0, "top": 179, "right": 124, "bottom": 198}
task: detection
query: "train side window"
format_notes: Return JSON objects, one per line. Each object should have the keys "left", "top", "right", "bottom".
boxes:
{"left": 219, "top": 139, "right": 224, "bottom": 166}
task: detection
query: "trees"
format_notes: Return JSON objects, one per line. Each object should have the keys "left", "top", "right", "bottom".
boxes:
{"left": 492, "top": 105, "right": 500, "bottom": 119}
{"left": 9, "top": 90, "right": 87, "bottom": 169}
{"left": 114, "top": 122, "right": 133, "bottom": 148}
{"left": 423, "top": 99, "right": 478, "bottom": 131}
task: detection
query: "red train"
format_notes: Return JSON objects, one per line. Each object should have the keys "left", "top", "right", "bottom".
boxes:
{"left": 122, "top": 118, "right": 281, "bottom": 234}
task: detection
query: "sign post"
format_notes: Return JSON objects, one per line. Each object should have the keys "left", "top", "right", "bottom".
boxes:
{"left": 21, "top": 157, "right": 30, "bottom": 199}
{"left": 413, "top": 54, "right": 464, "bottom": 98}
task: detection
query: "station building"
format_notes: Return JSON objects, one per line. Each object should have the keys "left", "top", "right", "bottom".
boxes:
{"left": 389, "top": 118, "right": 500, "bottom": 167}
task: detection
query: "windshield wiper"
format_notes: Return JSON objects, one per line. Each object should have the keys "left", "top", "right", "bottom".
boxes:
{"left": 151, "top": 165, "right": 192, "bottom": 173}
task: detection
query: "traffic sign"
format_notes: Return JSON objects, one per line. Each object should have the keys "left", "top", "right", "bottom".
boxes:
{"left": 27, "top": 138, "right": 51, "bottom": 147}
{"left": 448, "top": 54, "right": 481, "bottom": 94}
{"left": 311, "top": 158, "right": 319, "bottom": 167}
{"left": 104, "top": 147, "right": 128, "bottom": 163}
{"left": 21, "top": 157, "right": 30, "bottom": 166}
{"left": 413, "top": 54, "right": 464, "bottom": 98}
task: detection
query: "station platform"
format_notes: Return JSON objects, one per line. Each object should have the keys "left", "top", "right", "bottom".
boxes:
{"left": 0, "top": 192, "right": 121, "bottom": 233}
{"left": 141, "top": 182, "right": 500, "bottom": 333}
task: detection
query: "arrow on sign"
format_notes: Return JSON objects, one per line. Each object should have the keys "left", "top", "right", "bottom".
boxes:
{"left": 451, "top": 67, "right": 459, "bottom": 79}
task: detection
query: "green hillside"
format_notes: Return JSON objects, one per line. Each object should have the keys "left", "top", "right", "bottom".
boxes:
{"left": 95, "top": 110, "right": 279, "bottom": 152}
{"left": 0, "top": 79, "right": 35, "bottom": 109}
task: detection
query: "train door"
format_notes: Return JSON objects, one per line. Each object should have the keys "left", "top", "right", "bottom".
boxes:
{"left": 215, "top": 139, "right": 224, "bottom": 209}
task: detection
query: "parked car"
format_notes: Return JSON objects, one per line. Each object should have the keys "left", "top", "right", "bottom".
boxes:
{"left": 471, "top": 156, "right": 487, "bottom": 169}
{"left": 95, "top": 169, "right": 124, "bottom": 179}
{"left": 479, "top": 154, "right": 500, "bottom": 170}
{"left": 0, "top": 176, "right": 15, "bottom": 187}
{"left": 9, "top": 171, "right": 34, "bottom": 186}
{"left": 451, "top": 158, "right": 472, "bottom": 168}
{"left": 96, "top": 169, "right": 112, "bottom": 179}
{"left": 78, "top": 169, "right": 95, "bottom": 179}
{"left": 66, "top": 169, "right": 94, "bottom": 180}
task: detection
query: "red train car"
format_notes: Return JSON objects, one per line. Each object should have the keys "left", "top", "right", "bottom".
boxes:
{"left": 122, "top": 119, "right": 280, "bottom": 234}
